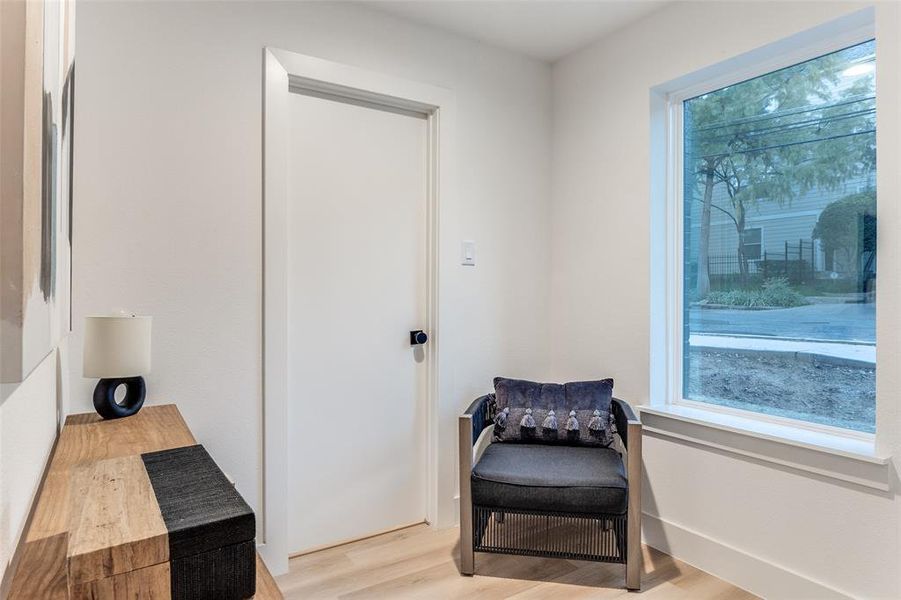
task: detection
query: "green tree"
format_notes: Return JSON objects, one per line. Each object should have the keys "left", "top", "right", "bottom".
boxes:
{"left": 812, "top": 191, "right": 876, "bottom": 275}
{"left": 686, "top": 41, "right": 876, "bottom": 294}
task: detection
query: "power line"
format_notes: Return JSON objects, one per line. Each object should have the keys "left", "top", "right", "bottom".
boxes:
{"left": 691, "top": 94, "right": 874, "bottom": 133}
{"left": 691, "top": 107, "right": 875, "bottom": 145}
{"left": 694, "top": 128, "right": 875, "bottom": 161}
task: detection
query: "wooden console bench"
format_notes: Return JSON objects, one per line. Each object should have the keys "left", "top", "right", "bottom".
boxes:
{"left": 6, "top": 404, "right": 282, "bottom": 599}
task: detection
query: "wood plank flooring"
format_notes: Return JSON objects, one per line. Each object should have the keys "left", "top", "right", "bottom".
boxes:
{"left": 277, "top": 524, "right": 758, "bottom": 599}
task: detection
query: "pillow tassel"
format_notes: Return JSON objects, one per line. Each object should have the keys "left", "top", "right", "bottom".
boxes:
{"left": 542, "top": 409, "right": 557, "bottom": 429}
{"left": 565, "top": 410, "right": 580, "bottom": 442}
{"left": 520, "top": 407, "right": 536, "bottom": 428}
{"left": 588, "top": 409, "right": 603, "bottom": 431}
{"left": 495, "top": 407, "right": 510, "bottom": 431}
{"left": 588, "top": 409, "right": 605, "bottom": 442}
{"left": 566, "top": 410, "right": 579, "bottom": 431}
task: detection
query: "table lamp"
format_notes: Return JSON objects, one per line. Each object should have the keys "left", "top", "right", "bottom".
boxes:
{"left": 83, "top": 313, "right": 152, "bottom": 419}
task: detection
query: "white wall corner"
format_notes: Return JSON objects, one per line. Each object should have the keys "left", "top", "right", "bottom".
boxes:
{"left": 648, "top": 88, "right": 668, "bottom": 408}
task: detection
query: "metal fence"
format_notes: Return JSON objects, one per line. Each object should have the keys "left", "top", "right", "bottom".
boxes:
{"left": 708, "top": 239, "right": 815, "bottom": 288}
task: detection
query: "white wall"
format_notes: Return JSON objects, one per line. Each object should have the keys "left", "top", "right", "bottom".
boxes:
{"left": 74, "top": 0, "right": 552, "bottom": 543}
{"left": 550, "top": 2, "right": 900, "bottom": 598}
{"left": 0, "top": 345, "right": 65, "bottom": 591}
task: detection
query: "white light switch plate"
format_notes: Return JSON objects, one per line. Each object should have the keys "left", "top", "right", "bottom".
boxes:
{"left": 461, "top": 240, "right": 476, "bottom": 266}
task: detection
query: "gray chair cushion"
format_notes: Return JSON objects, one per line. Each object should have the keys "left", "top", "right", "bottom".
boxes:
{"left": 471, "top": 443, "right": 627, "bottom": 515}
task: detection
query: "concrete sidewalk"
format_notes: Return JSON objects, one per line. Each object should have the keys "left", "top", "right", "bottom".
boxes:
{"left": 690, "top": 333, "right": 875, "bottom": 365}
{"left": 690, "top": 303, "right": 875, "bottom": 343}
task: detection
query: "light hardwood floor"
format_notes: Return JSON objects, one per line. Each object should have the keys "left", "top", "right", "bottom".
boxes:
{"left": 277, "top": 524, "right": 758, "bottom": 599}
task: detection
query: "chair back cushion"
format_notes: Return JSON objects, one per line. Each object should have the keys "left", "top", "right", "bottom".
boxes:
{"left": 492, "top": 377, "right": 615, "bottom": 446}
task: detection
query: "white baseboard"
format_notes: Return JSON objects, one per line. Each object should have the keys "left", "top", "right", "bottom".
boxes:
{"left": 643, "top": 512, "right": 853, "bottom": 600}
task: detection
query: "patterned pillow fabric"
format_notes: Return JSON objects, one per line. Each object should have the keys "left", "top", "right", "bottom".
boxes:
{"left": 492, "top": 377, "right": 615, "bottom": 447}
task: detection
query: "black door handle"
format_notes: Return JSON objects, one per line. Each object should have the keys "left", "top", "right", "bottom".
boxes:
{"left": 410, "top": 330, "right": 428, "bottom": 345}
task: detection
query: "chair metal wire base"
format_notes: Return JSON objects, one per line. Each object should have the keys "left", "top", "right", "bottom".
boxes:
{"left": 472, "top": 506, "right": 627, "bottom": 564}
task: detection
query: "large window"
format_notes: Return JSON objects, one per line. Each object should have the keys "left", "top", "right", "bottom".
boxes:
{"left": 680, "top": 40, "right": 876, "bottom": 433}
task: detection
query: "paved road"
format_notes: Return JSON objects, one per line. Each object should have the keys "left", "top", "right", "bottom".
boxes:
{"left": 689, "top": 302, "right": 875, "bottom": 343}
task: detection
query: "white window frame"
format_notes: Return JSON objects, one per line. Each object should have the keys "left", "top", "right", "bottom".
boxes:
{"left": 663, "top": 26, "right": 878, "bottom": 442}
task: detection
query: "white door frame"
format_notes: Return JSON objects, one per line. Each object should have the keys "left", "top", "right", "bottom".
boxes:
{"left": 261, "top": 47, "right": 453, "bottom": 575}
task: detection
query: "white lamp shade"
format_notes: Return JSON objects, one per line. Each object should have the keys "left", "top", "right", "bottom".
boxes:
{"left": 83, "top": 316, "right": 152, "bottom": 378}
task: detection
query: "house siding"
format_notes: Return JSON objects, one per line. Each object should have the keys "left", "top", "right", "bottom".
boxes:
{"left": 687, "top": 173, "right": 875, "bottom": 275}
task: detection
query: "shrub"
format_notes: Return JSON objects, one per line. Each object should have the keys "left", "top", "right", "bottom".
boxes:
{"left": 705, "top": 278, "right": 808, "bottom": 308}
{"left": 759, "top": 277, "right": 808, "bottom": 307}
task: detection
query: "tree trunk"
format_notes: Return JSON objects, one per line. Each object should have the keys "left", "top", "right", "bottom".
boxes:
{"left": 695, "top": 167, "right": 715, "bottom": 299}
{"left": 734, "top": 201, "right": 749, "bottom": 288}
{"left": 737, "top": 243, "right": 749, "bottom": 288}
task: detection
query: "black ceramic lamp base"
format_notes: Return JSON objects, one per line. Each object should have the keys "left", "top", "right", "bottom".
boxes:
{"left": 93, "top": 376, "right": 146, "bottom": 419}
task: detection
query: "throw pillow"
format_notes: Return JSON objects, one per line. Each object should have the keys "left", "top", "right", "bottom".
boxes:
{"left": 492, "top": 377, "right": 615, "bottom": 447}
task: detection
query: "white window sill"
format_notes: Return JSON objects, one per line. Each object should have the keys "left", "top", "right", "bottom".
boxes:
{"left": 638, "top": 404, "right": 892, "bottom": 491}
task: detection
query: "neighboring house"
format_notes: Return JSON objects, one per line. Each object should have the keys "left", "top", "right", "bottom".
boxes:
{"left": 686, "top": 173, "right": 875, "bottom": 278}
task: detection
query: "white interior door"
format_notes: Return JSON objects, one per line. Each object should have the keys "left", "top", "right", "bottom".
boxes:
{"left": 286, "top": 91, "right": 429, "bottom": 554}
